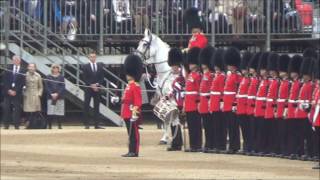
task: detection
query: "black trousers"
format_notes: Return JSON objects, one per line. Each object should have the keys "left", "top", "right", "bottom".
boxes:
{"left": 238, "top": 114, "right": 251, "bottom": 152}
{"left": 202, "top": 113, "right": 213, "bottom": 149}
{"left": 277, "top": 119, "right": 289, "bottom": 156}
{"left": 264, "top": 119, "right": 277, "bottom": 154}
{"left": 83, "top": 89, "right": 101, "bottom": 127}
{"left": 125, "top": 120, "right": 140, "bottom": 154}
{"left": 186, "top": 111, "right": 202, "bottom": 150}
{"left": 3, "top": 95, "right": 22, "bottom": 128}
{"left": 303, "top": 119, "right": 314, "bottom": 157}
{"left": 287, "top": 119, "right": 305, "bottom": 155}
{"left": 47, "top": 115, "right": 63, "bottom": 128}
{"left": 248, "top": 115, "right": 258, "bottom": 152}
{"left": 254, "top": 117, "right": 266, "bottom": 153}
{"left": 313, "top": 127, "right": 320, "bottom": 158}
{"left": 170, "top": 124, "right": 183, "bottom": 148}
{"left": 215, "top": 111, "right": 227, "bottom": 150}
{"left": 225, "top": 111, "right": 240, "bottom": 151}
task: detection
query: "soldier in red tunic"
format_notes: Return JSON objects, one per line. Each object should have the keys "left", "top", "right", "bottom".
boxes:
{"left": 236, "top": 51, "right": 252, "bottom": 155}
{"left": 297, "top": 58, "right": 314, "bottom": 161}
{"left": 287, "top": 55, "right": 303, "bottom": 160}
{"left": 183, "top": 8, "right": 208, "bottom": 51}
{"left": 209, "top": 49, "right": 226, "bottom": 152}
{"left": 264, "top": 53, "right": 280, "bottom": 157}
{"left": 254, "top": 52, "right": 269, "bottom": 156}
{"left": 166, "top": 48, "right": 185, "bottom": 152}
{"left": 198, "top": 46, "right": 215, "bottom": 153}
{"left": 275, "top": 54, "right": 291, "bottom": 158}
{"left": 121, "top": 55, "right": 143, "bottom": 157}
{"left": 222, "top": 47, "right": 241, "bottom": 154}
{"left": 246, "top": 53, "right": 261, "bottom": 155}
{"left": 184, "top": 47, "right": 202, "bottom": 152}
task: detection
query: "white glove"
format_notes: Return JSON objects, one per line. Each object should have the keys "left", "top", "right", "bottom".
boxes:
{"left": 312, "top": 126, "right": 316, "bottom": 132}
{"left": 111, "top": 96, "right": 120, "bottom": 104}
{"left": 220, "top": 102, "right": 224, "bottom": 110}
{"left": 232, "top": 106, "right": 237, "bottom": 112}
{"left": 283, "top": 108, "right": 288, "bottom": 119}
{"left": 130, "top": 116, "right": 138, "bottom": 122}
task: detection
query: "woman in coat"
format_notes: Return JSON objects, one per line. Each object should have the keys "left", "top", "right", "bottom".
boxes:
{"left": 23, "top": 63, "right": 43, "bottom": 128}
{"left": 45, "top": 64, "right": 65, "bottom": 129}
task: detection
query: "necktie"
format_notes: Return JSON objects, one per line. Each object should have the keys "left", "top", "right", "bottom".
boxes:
{"left": 93, "top": 63, "right": 96, "bottom": 72}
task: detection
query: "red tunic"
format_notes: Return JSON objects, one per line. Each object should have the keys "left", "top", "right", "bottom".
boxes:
{"left": 247, "top": 76, "right": 259, "bottom": 115}
{"left": 310, "top": 85, "right": 320, "bottom": 127}
{"left": 188, "top": 33, "right": 208, "bottom": 49}
{"left": 121, "top": 82, "right": 142, "bottom": 120}
{"left": 276, "top": 79, "right": 290, "bottom": 119}
{"left": 295, "top": 81, "right": 313, "bottom": 119}
{"left": 265, "top": 78, "right": 279, "bottom": 119}
{"left": 254, "top": 78, "right": 269, "bottom": 117}
{"left": 223, "top": 72, "right": 241, "bottom": 112}
{"left": 209, "top": 72, "right": 225, "bottom": 112}
{"left": 236, "top": 76, "right": 250, "bottom": 115}
{"left": 198, "top": 71, "right": 213, "bottom": 114}
{"left": 287, "top": 80, "right": 301, "bottom": 119}
{"left": 184, "top": 71, "right": 201, "bottom": 112}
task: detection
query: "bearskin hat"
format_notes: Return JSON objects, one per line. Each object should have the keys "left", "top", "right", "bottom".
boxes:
{"left": 240, "top": 51, "right": 252, "bottom": 70}
{"left": 248, "top": 52, "right": 261, "bottom": 70}
{"left": 267, "top": 53, "right": 280, "bottom": 71}
{"left": 184, "top": 7, "right": 203, "bottom": 30}
{"left": 168, "top": 48, "right": 183, "bottom": 67}
{"left": 210, "top": 48, "right": 225, "bottom": 71}
{"left": 303, "top": 48, "right": 317, "bottom": 59}
{"left": 224, "top": 47, "right": 241, "bottom": 68}
{"left": 300, "top": 57, "right": 314, "bottom": 76}
{"left": 258, "top": 52, "right": 269, "bottom": 71}
{"left": 124, "top": 54, "right": 143, "bottom": 81}
{"left": 288, "top": 55, "right": 303, "bottom": 74}
{"left": 278, "top": 54, "right": 290, "bottom": 72}
{"left": 187, "top": 47, "right": 201, "bottom": 65}
{"left": 199, "top": 45, "right": 215, "bottom": 68}
{"left": 313, "top": 56, "right": 320, "bottom": 79}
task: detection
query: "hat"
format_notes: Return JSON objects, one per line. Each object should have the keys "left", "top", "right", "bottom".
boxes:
{"left": 313, "top": 56, "right": 320, "bottom": 79}
{"left": 168, "top": 48, "right": 183, "bottom": 67}
{"left": 267, "top": 53, "right": 280, "bottom": 71}
{"left": 184, "top": 7, "right": 203, "bottom": 30}
{"left": 199, "top": 45, "right": 215, "bottom": 68}
{"left": 248, "top": 52, "right": 261, "bottom": 70}
{"left": 124, "top": 55, "right": 143, "bottom": 81}
{"left": 258, "top": 52, "right": 269, "bottom": 71}
{"left": 187, "top": 47, "right": 201, "bottom": 65}
{"left": 303, "top": 48, "right": 317, "bottom": 59}
{"left": 211, "top": 48, "right": 225, "bottom": 71}
{"left": 278, "top": 54, "right": 290, "bottom": 72}
{"left": 300, "top": 57, "right": 314, "bottom": 76}
{"left": 288, "top": 55, "right": 303, "bottom": 74}
{"left": 240, "top": 51, "right": 252, "bottom": 70}
{"left": 224, "top": 47, "right": 241, "bottom": 67}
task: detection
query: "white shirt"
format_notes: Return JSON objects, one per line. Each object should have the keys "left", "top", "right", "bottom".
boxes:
{"left": 90, "top": 62, "right": 97, "bottom": 72}
{"left": 13, "top": 65, "right": 20, "bottom": 74}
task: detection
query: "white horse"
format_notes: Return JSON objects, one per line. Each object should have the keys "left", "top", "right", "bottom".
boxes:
{"left": 136, "top": 29, "right": 172, "bottom": 144}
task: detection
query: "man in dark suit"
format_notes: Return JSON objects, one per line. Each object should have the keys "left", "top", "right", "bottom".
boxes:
{"left": 2, "top": 55, "right": 25, "bottom": 129}
{"left": 82, "top": 51, "right": 105, "bottom": 129}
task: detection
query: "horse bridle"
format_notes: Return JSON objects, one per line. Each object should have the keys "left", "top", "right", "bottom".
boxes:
{"left": 135, "top": 37, "right": 152, "bottom": 63}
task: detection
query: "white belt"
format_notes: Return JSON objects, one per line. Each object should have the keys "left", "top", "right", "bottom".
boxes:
{"left": 256, "top": 97, "right": 266, "bottom": 101}
{"left": 297, "top": 100, "right": 310, "bottom": 103}
{"left": 266, "top": 98, "right": 274, "bottom": 102}
{"left": 288, "top": 99, "right": 297, "bottom": 103}
{"left": 200, "top": 93, "right": 210, "bottom": 96}
{"left": 236, "top": 94, "right": 248, "bottom": 98}
{"left": 224, "top": 91, "right": 236, "bottom": 95}
{"left": 277, "top": 99, "right": 286, "bottom": 103}
{"left": 210, "top": 91, "right": 221, "bottom": 95}
{"left": 247, "top": 96, "right": 256, "bottom": 100}
{"left": 185, "top": 91, "right": 198, "bottom": 95}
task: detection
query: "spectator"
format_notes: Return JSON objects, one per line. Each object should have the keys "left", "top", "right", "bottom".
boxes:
{"left": 245, "top": 0, "right": 264, "bottom": 33}
{"left": 2, "top": 55, "right": 25, "bottom": 129}
{"left": 112, "top": 0, "right": 132, "bottom": 33}
{"left": 133, "top": 0, "right": 150, "bottom": 33}
{"left": 45, "top": 64, "right": 65, "bottom": 129}
{"left": 23, "top": 63, "right": 43, "bottom": 129}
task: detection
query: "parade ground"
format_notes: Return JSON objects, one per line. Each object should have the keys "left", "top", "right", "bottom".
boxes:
{"left": 1, "top": 125, "right": 318, "bottom": 180}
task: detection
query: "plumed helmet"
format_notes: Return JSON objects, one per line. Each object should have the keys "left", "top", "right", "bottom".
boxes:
{"left": 168, "top": 48, "right": 183, "bottom": 67}
{"left": 240, "top": 51, "right": 252, "bottom": 70}
{"left": 288, "top": 55, "right": 303, "bottom": 74}
{"left": 124, "top": 54, "right": 143, "bottom": 81}
{"left": 184, "top": 7, "right": 203, "bottom": 30}
{"left": 248, "top": 52, "right": 261, "bottom": 71}
{"left": 199, "top": 45, "right": 215, "bottom": 68}
{"left": 267, "top": 53, "right": 280, "bottom": 71}
{"left": 187, "top": 47, "right": 201, "bottom": 65}
{"left": 278, "top": 54, "right": 291, "bottom": 73}
{"left": 211, "top": 48, "right": 225, "bottom": 71}
{"left": 224, "top": 47, "right": 241, "bottom": 68}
